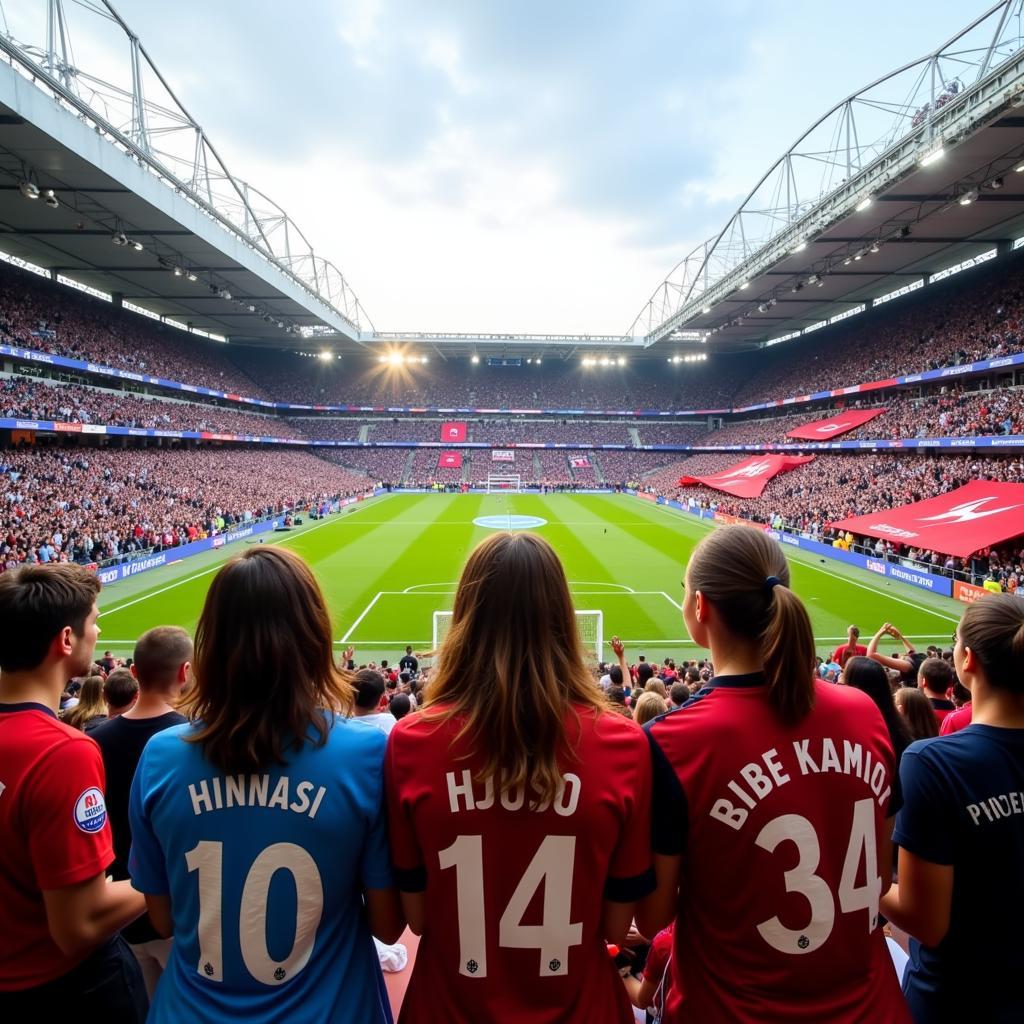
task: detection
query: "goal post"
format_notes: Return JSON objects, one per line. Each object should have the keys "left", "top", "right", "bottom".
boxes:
{"left": 486, "top": 473, "right": 522, "bottom": 493}
{"left": 433, "top": 609, "right": 603, "bottom": 661}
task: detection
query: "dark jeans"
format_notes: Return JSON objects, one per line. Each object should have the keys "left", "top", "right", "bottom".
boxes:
{"left": 0, "top": 935, "right": 148, "bottom": 1022}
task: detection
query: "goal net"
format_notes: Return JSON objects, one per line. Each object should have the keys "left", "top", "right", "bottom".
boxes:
{"left": 433, "top": 609, "right": 603, "bottom": 660}
{"left": 486, "top": 473, "right": 522, "bottom": 493}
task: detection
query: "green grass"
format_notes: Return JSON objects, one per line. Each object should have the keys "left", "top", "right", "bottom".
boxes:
{"left": 96, "top": 493, "right": 963, "bottom": 665}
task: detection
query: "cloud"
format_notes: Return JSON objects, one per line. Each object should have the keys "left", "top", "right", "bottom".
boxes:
{"left": 48, "top": 0, "right": 980, "bottom": 332}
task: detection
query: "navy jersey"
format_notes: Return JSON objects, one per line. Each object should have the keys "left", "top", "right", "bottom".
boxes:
{"left": 894, "top": 725, "right": 1024, "bottom": 1023}
{"left": 646, "top": 674, "right": 908, "bottom": 1023}
{"left": 129, "top": 715, "right": 393, "bottom": 1024}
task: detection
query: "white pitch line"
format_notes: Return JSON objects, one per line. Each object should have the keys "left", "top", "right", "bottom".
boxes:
{"left": 642, "top": 501, "right": 961, "bottom": 624}
{"left": 659, "top": 591, "right": 684, "bottom": 611}
{"left": 99, "top": 495, "right": 392, "bottom": 619}
{"left": 339, "top": 592, "right": 385, "bottom": 643}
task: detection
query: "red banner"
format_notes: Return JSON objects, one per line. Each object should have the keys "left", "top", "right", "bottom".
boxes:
{"left": 679, "top": 454, "right": 815, "bottom": 498}
{"left": 438, "top": 451, "right": 463, "bottom": 468}
{"left": 954, "top": 580, "right": 989, "bottom": 604}
{"left": 786, "top": 408, "right": 886, "bottom": 440}
{"left": 441, "top": 421, "right": 467, "bottom": 443}
{"left": 829, "top": 481, "right": 1024, "bottom": 557}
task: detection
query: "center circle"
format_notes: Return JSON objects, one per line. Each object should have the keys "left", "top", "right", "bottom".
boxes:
{"left": 473, "top": 514, "right": 548, "bottom": 530}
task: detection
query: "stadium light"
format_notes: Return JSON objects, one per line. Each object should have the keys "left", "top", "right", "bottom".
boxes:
{"left": 702, "top": 305, "right": 711, "bottom": 314}
{"left": 18, "top": 181, "right": 39, "bottom": 200}
{"left": 758, "top": 303, "right": 769, "bottom": 313}
{"left": 535, "top": 358, "right": 542, "bottom": 365}
{"left": 792, "top": 240, "right": 807, "bottom": 253}
{"left": 388, "top": 352, "right": 402, "bottom": 365}
{"left": 855, "top": 194, "right": 873, "bottom": 212}
{"left": 919, "top": 144, "right": 945, "bottom": 167}
{"left": 1015, "top": 161, "right": 1024, "bottom": 173}
{"left": 617, "top": 357, "right": 626, "bottom": 366}
{"left": 318, "top": 351, "right": 333, "bottom": 361}
{"left": 132, "top": 240, "right": 143, "bottom": 251}
{"left": 738, "top": 280, "right": 750, "bottom": 290}
{"left": 421, "top": 356, "right": 428, "bottom": 363}
{"left": 43, "top": 189, "right": 59, "bottom": 208}
{"left": 173, "top": 266, "right": 183, "bottom": 277}
{"left": 471, "top": 355, "right": 479, "bottom": 364}
{"left": 378, "top": 355, "right": 387, "bottom": 363}
{"left": 526, "top": 357, "right": 532, "bottom": 363}
{"left": 843, "top": 256, "right": 853, "bottom": 266}
{"left": 111, "top": 231, "right": 128, "bottom": 246}
{"left": 958, "top": 188, "right": 979, "bottom": 206}
{"left": 989, "top": 176, "right": 1004, "bottom": 190}
{"left": 869, "top": 242, "right": 880, "bottom": 254}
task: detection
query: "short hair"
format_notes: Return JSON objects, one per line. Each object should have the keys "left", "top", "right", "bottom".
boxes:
{"left": 353, "top": 668, "right": 385, "bottom": 710}
{"left": 133, "top": 626, "right": 193, "bottom": 690}
{"left": 607, "top": 685, "right": 626, "bottom": 705}
{"left": 849, "top": 626, "right": 860, "bottom": 639}
{"left": 103, "top": 668, "right": 139, "bottom": 710}
{"left": 0, "top": 564, "right": 100, "bottom": 673}
{"left": 633, "top": 691, "right": 667, "bottom": 726}
{"left": 390, "top": 693, "right": 412, "bottom": 720}
{"left": 636, "top": 661, "right": 654, "bottom": 684}
{"left": 918, "top": 656, "right": 954, "bottom": 694}
{"left": 609, "top": 665, "right": 623, "bottom": 686}
{"left": 670, "top": 681, "right": 690, "bottom": 706}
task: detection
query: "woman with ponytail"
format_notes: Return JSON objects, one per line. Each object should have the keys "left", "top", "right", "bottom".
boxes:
{"left": 640, "top": 525, "right": 908, "bottom": 1023}
{"left": 385, "top": 531, "right": 654, "bottom": 1023}
{"left": 881, "top": 593, "right": 1024, "bottom": 1022}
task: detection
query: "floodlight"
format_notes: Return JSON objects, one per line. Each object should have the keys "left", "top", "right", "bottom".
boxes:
{"left": 758, "top": 303, "right": 769, "bottom": 313}
{"left": 535, "top": 358, "right": 542, "bottom": 365}
{"left": 471, "top": 355, "right": 479, "bottom": 364}
{"left": 989, "top": 177, "right": 1004, "bottom": 190}
{"left": 526, "top": 358, "right": 532, "bottom": 364}
{"left": 1015, "top": 161, "right": 1024, "bottom": 173}
{"left": 173, "top": 266, "right": 183, "bottom": 277}
{"left": 388, "top": 352, "right": 402, "bottom": 365}
{"left": 739, "top": 280, "right": 750, "bottom": 290}
{"left": 919, "top": 145, "right": 945, "bottom": 167}
{"left": 111, "top": 232, "right": 127, "bottom": 246}
{"left": 855, "top": 194, "right": 873, "bottom": 212}
{"left": 958, "top": 189, "right": 979, "bottom": 206}
{"left": 793, "top": 240, "right": 807, "bottom": 252}
{"left": 43, "top": 189, "right": 58, "bottom": 208}
{"left": 617, "top": 357, "right": 625, "bottom": 366}
{"left": 187, "top": 272, "right": 198, "bottom": 282}
{"left": 132, "top": 240, "right": 143, "bottom": 251}
{"left": 319, "top": 351, "right": 333, "bottom": 361}
{"left": 702, "top": 305, "right": 711, "bottom": 314}
{"left": 19, "top": 181, "right": 39, "bottom": 200}
{"left": 421, "top": 356, "right": 428, "bottom": 363}
{"left": 869, "top": 242, "right": 880, "bottom": 254}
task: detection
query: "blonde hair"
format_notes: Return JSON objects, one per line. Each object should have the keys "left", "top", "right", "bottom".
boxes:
{"left": 645, "top": 678, "right": 667, "bottom": 698}
{"left": 633, "top": 690, "right": 667, "bottom": 726}
{"left": 65, "top": 674, "right": 106, "bottom": 730}
{"left": 418, "top": 532, "right": 607, "bottom": 804}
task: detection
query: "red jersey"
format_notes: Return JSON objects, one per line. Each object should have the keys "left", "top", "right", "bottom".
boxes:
{"left": 386, "top": 704, "right": 653, "bottom": 1024}
{"left": 0, "top": 704, "right": 114, "bottom": 989}
{"left": 831, "top": 643, "right": 867, "bottom": 666}
{"left": 646, "top": 674, "right": 909, "bottom": 1024}
{"left": 939, "top": 702, "right": 973, "bottom": 735}
{"left": 928, "top": 696, "right": 956, "bottom": 726}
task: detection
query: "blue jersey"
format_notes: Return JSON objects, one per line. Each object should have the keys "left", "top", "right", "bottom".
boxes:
{"left": 894, "top": 724, "right": 1024, "bottom": 1023}
{"left": 129, "top": 715, "right": 394, "bottom": 1024}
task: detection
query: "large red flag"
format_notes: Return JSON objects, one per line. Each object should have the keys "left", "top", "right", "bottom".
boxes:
{"left": 679, "top": 454, "right": 815, "bottom": 498}
{"left": 438, "top": 451, "right": 463, "bottom": 468}
{"left": 786, "top": 408, "right": 886, "bottom": 440}
{"left": 829, "top": 481, "right": 1024, "bottom": 557}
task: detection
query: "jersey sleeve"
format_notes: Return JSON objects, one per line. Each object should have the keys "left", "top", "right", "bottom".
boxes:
{"left": 604, "top": 729, "right": 656, "bottom": 902}
{"left": 645, "top": 725, "right": 688, "bottom": 857}
{"left": 892, "top": 743, "right": 953, "bottom": 865}
{"left": 127, "top": 742, "right": 170, "bottom": 895}
{"left": 384, "top": 727, "right": 426, "bottom": 892}
{"left": 27, "top": 736, "right": 114, "bottom": 890}
{"left": 360, "top": 732, "right": 395, "bottom": 891}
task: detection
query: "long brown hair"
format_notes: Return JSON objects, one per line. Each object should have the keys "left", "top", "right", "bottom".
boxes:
{"left": 959, "top": 592, "right": 1024, "bottom": 693}
{"left": 894, "top": 687, "right": 939, "bottom": 741}
{"left": 419, "top": 531, "right": 607, "bottom": 804}
{"left": 687, "top": 525, "right": 816, "bottom": 723}
{"left": 182, "top": 546, "right": 353, "bottom": 773}
{"left": 65, "top": 674, "right": 106, "bottom": 730}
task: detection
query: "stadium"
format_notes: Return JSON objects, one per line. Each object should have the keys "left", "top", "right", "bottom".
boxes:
{"left": 1, "top": 2, "right": 1022, "bottom": 1022}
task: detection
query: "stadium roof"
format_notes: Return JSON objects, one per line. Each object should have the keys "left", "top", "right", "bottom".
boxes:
{"left": 0, "top": 3, "right": 1023, "bottom": 360}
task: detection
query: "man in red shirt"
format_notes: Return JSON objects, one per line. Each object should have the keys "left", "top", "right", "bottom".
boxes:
{"left": 831, "top": 625, "right": 867, "bottom": 668}
{"left": 0, "top": 564, "right": 147, "bottom": 1018}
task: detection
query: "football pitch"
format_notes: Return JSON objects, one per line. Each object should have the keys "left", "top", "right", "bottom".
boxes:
{"left": 96, "top": 492, "right": 963, "bottom": 665}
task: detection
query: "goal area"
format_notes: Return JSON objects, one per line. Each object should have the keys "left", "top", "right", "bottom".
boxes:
{"left": 486, "top": 473, "right": 521, "bottom": 493}
{"left": 433, "top": 609, "right": 603, "bottom": 660}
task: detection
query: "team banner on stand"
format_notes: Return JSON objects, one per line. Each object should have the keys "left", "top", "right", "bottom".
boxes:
{"left": 438, "top": 451, "right": 463, "bottom": 468}
{"left": 492, "top": 449, "right": 515, "bottom": 462}
{"left": 441, "top": 421, "right": 467, "bottom": 442}
{"left": 786, "top": 408, "right": 886, "bottom": 440}
{"left": 679, "top": 454, "right": 815, "bottom": 498}
{"left": 570, "top": 456, "right": 591, "bottom": 468}
{"left": 829, "top": 481, "right": 1024, "bottom": 557}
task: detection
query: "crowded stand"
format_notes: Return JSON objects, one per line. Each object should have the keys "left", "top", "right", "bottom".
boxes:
{"left": 730, "top": 258, "right": 1024, "bottom": 405}
{"left": 318, "top": 447, "right": 413, "bottom": 485}
{"left": 0, "top": 377, "right": 307, "bottom": 438}
{"left": 406, "top": 448, "right": 469, "bottom": 484}
{"left": 0, "top": 447, "right": 368, "bottom": 569}
{"left": 0, "top": 262, "right": 267, "bottom": 398}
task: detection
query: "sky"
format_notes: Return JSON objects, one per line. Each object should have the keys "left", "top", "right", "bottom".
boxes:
{"left": 17, "top": 0, "right": 975, "bottom": 334}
